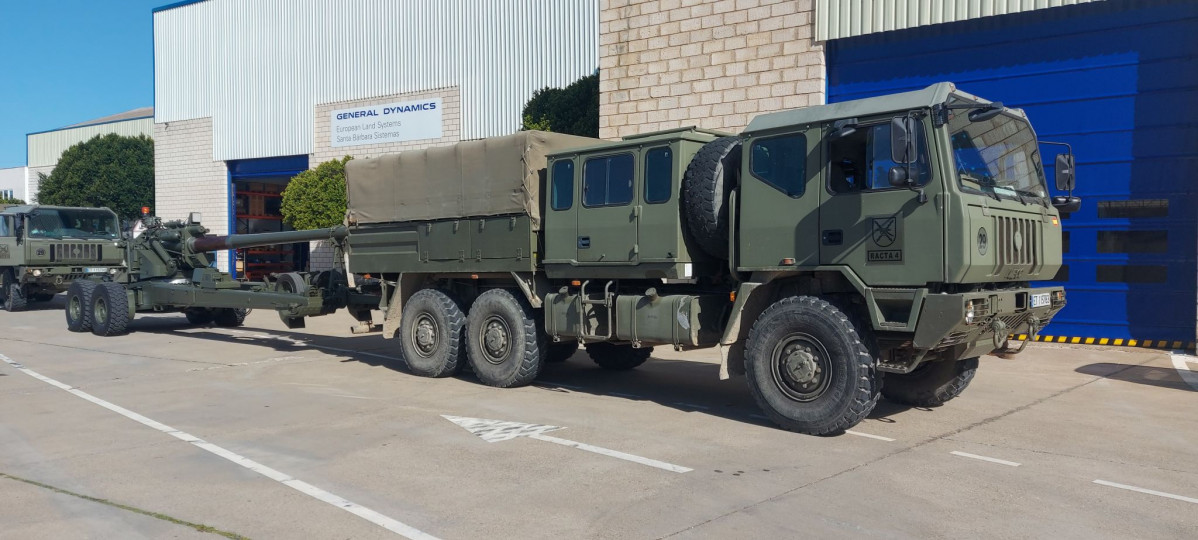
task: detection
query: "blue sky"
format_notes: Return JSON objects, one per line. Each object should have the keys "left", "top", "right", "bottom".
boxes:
{"left": 0, "top": 0, "right": 164, "bottom": 168}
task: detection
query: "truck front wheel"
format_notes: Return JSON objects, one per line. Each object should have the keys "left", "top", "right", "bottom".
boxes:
{"left": 398, "top": 289, "right": 466, "bottom": 378}
{"left": 1, "top": 271, "right": 27, "bottom": 312}
{"left": 882, "top": 358, "right": 978, "bottom": 407}
{"left": 465, "top": 289, "right": 544, "bottom": 388}
{"left": 744, "top": 296, "right": 880, "bottom": 435}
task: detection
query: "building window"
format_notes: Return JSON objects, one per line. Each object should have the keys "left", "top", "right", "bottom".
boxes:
{"left": 750, "top": 133, "right": 806, "bottom": 197}
{"left": 1097, "top": 199, "right": 1168, "bottom": 219}
{"left": 829, "top": 120, "right": 929, "bottom": 193}
{"left": 583, "top": 153, "right": 634, "bottom": 207}
{"left": 550, "top": 160, "right": 574, "bottom": 211}
{"left": 1096, "top": 265, "right": 1167, "bottom": 284}
{"left": 0, "top": 189, "right": 13, "bottom": 199}
{"left": 644, "top": 147, "right": 672, "bottom": 204}
{"left": 1096, "top": 230, "right": 1167, "bottom": 253}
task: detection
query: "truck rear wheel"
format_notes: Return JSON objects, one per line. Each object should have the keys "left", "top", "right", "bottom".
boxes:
{"left": 586, "top": 342, "right": 651, "bottom": 370}
{"left": 682, "top": 136, "right": 741, "bottom": 259}
{"left": 545, "top": 341, "right": 580, "bottom": 363}
{"left": 214, "top": 308, "right": 249, "bottom": 327}
{"left": 91, "top": 282, "right": 131, "bottom": 336}
{"left": 882, "top": 357, "right": 978, "bottom": 407}
{"left": 744, "top": 296, "right": 880, "bottom": 435}
{"left": 465, "top": 289, "right": 543, "bottom": 388}
{"left": 66, "top": 281, "right": 98, "bottom": 332}
{"left": 1, "top": 271, "right": 27, "bottom": 312}
{"left": 398, "top": 289, "right": 466, "bottom": 378}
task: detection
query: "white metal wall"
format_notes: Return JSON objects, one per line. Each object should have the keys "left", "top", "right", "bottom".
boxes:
{"left": 27, "top": 118, "right": 154, "bottom": 167}
{"left": 816, "top": 0, "right": 1104, "bottom": 40}
{"left": 154, "top": 0, "right": 599, "bottom": 162}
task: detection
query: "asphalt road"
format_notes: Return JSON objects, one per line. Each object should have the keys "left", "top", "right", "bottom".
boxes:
{"left": 1, "top": 297, "right": 1196, "bottom": 539}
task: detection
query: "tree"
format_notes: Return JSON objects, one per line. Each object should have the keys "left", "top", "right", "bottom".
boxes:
{"left": 280, "top": 156, "right": 351, "bottom": 230}
{"left": 37, "top": 133, "right": 153, "bottom": 219}
{"left": 521, "top": 72, "right": 599, "bottom": 137}
{"left": 0, "top": 197, "right": 24, "bottom": 205}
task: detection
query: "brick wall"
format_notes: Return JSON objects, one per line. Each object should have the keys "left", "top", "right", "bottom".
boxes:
{"left": 153, "top": 117, "right": 231, "bottom": 269}
{"left": 599, "top": 0, "right": 823, "bottom": 139}
{"left": 311, "top": 87, "right": 463, "bottom": 166}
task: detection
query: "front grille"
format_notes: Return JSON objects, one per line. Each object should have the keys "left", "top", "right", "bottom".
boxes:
{"left": 994, "top": 216, "right": 1037, "bottom": 274}
{"left": 50, "top": 243, "right": 102, "bottom": 262}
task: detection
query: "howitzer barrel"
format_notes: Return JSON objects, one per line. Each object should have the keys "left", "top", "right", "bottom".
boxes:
{"left": 187, "top": 225, "right": 348, "bottom": 253}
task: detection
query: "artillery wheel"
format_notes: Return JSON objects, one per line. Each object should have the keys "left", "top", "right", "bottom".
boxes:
{"left": 465, "top": 289, "right": 543, "bottom": 388}
{"left": 398, "top": 288, "right": 466, "bottom": 378}
{"left": 66, "top": 281, "right": 98, "bottom": 332}
{"left": 185, "top": 309, "right": 216, "bottom": 325}
{"left": 1, "top": 271, "right": 27, "bottom": 312}
{"left": 682, "top": 136, "right": 741, "bottom": 259}
{"left": 545, "top": 341, "right": 579, "bottom": 363}
{"left": 882, "top": 357, "right": 978, "bottom": 407}
{"left": 214, "top": 308, "right": 250, "bottom": 327}
{"left": 586, "top": 342, "right": 651, "bottom": 370}
{"left": 744, "top": 296, "right": 880, "bottom": 435}
{"left": 91, "top": 282, "right": 131, "bottom": 336}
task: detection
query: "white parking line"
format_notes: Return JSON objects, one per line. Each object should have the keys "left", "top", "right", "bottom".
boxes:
{"left": 845, "top": 430, "right": 896, "bottom": 442}
{"left": 1168, "top": 351, "right": 1198, "bottom": 391}
{"left": 529, "top": 434, "right": 694, "bottom": 473}
{"left": 1093, "top": 480, "right": 1198, "bottom": 504}
{"left": 950, "top": 451, "right": 1020, "bottom": 467}
{"left": 0, "top": 353, "right": 438, "bottom": 540}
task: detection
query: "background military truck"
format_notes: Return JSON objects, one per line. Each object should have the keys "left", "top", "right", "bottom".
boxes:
{"left": 0, "top": 205, "right": 125, "bottom": 311}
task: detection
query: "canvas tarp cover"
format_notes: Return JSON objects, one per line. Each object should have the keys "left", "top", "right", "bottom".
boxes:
{"left": 346, "top": 131, "right": 602, "bottom": 229}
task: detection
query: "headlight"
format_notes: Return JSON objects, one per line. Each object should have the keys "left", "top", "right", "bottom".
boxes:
{"left": 32, "top": 269, "right": 42, "bottom": 277}
{"left": 109, "top": 268, "right": 119, "bottom": 275}
{"left": 965, "top": 301, "right": 976, "bottom": 324}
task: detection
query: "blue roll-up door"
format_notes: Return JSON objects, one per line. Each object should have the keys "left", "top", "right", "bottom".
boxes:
{"left": 827, "top": 0, "right": 1198, "bottom": 344}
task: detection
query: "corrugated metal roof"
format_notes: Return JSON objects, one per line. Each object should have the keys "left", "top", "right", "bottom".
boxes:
{"left": 154, "top": 0, "right": 599, "bottom": 162}
{"left": 26, "top": 117, "right": 154, "bottom": 168}
{"left": 66, "top": 107, "right": 155, "bottom": 129}
{"left": 816, "top": 0, "right": 1105, "bottom": 41}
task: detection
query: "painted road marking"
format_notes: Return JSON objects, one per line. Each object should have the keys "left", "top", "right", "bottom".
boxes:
{"left": 845, "top": 430, "right": 896, "bottom": 442}
{"left": 950, "top": 451, "right": 1020, "bottom": 467}
{"left": 1093, "top": 480, "right": 1198, "bottom": 505}
{"left": 443, "top": 415, "right": 692, "bottom": 473}
{"left": 0, "top": 353, "right": 438, "bottom": 540}
{"left": 1168, "top": 351, "right": 1198, "bottom": 391}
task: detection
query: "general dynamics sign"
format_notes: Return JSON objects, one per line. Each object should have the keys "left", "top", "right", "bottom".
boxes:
{"left": 330, "top": 97, "right": 442, "bottom": 148}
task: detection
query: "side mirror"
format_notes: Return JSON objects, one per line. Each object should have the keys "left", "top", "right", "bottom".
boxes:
{"left": 1052, "top": 196, "right": 1081, "bottom": 214}
{"left": 829, "top": 118, "right": 858, "bottom": 140}
{"left": 1055, "top": 154, "right": 1075, "bottom": 191}
{"left": 888, "top": 166, "right": 910, "bottom": 188}
{"left": 890, "top": 117, "right": 917, "bottom": 163}
{"left": 968, "top": 102, "right": 1005, "bottom": 123}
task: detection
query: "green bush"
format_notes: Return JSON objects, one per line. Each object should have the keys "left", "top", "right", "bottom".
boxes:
{"left": 0, "top": 197, "right": 24, "bottom": 205}
{"left": 37, "top": 133, "right": 154, "bottom": 219}
{"left": 280, "top": 156, "right": 351, "bottom": 230}
{"left": 521, "top": 72, "right": 599, "bottom": 137}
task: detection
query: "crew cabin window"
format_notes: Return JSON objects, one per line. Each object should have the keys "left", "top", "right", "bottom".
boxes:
{"left": 0, "top": 216, "right": 11, "bottom": 237}
{"left": 829, "top": 120, "right": 930, "bottom": 193}
{"left": 750, "top": 133, "right": 806, "bottom": 197}
{"left": 550, "top": 160, "right": 574, "bottom": 210}
{"left": 583, "top": 153, "right": 634, "bottom": 207}
{"left": 644, "top": 147, "right": 672, "bottom": 204}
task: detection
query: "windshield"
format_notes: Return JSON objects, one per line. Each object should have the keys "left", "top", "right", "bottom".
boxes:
{"left": 27, "top": 209, "right": 119, "bottom": 240}
{"left": 948, "top": 103, "right": 1047, "bottom": 203}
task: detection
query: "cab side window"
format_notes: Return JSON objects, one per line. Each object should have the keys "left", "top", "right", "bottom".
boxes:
{"left": 0, "top": 216, "right": 10, "bottom": 237}
{"left": 750, "top": 133, "right": 806, "bottom": 197}
{"left": 829, "top": 120, "right": 930, "bottom": 193}
{"left": 583, "top": 153, "right": 634, "bottom": 207}
{"left": 550, "top": 160, "right": 574, "bottom": 210}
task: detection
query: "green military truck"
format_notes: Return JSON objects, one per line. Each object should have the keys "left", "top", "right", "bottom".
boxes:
{"left": 344, "top": 82, "right": 1075, "bottom": 435}
{"left": 0, "top": 205, "right": 125, "bottom": 311}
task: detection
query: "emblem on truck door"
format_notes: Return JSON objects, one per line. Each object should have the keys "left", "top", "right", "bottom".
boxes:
{"left": 978, "top": 227, "right": 988, "bottom": 255}
{"left": 871, "top": 217, "right": 897, "bottom": 247}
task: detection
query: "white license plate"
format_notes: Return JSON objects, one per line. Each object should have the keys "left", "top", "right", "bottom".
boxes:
{"left": 84, "top": 267, "right": 107, "bottom": 273}
{"left": 1030, "top": 293, "right": 1051, "bottom": 308}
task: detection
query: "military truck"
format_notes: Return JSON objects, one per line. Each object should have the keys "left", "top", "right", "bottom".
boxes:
{"left": 75, "top": 83, "right": 1076, "bottom": 435}
{"left": 0, "top": 205, "right": 125, "bottom": 311}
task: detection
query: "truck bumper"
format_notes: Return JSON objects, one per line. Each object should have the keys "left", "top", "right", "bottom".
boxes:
{"left": 21, "top": 266, "right": 123, "bottom": 291}
{"left": 912, "top": 286, "right": 1066, "bottom": 359}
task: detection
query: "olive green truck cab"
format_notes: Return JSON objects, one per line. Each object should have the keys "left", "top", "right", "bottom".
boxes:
{"left": 351, "top": 83, "right": 1072, "bottom": 435}
{"left": 0, "top": 205, "right": 124, "bottom": 311}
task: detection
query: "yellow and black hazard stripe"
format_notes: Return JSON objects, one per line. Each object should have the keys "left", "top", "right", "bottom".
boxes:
{"left": 1010, "top": 334, "right": 1195, "bottom": 350}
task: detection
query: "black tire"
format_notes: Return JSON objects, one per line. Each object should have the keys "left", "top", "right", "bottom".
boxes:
{"left": 91, "top": 282, "right": 131, "bottom": 336}
{"left": 214, "top": 308, "right": 249, "bottom": 327}
{"left": 65, "top": 280, "right": 98, "bottom": 332}
{"left": 882, "top": 357, "right": 979, "bottom": 407}
{"left": 545, "top": 341, "right": 580, "bottom": 363}
{"left": 744, "top": 296, "right": 880, "bottom": 435}
{"left": 185, "top": 309, "right": 216, "bottom": 325}
{"left": 398, "top": 288, "right": 466, "bottom": 378}
{"left": 682, "top": 136, "right": 742, "bottom": 259}
{"left": 465, "top": 289, "right": 543, "bottom": 388}
{"left": 586, "top": 342, "right": 651, "bottom": 370}
{"left": 2, "top": 271, "right": 27, "bottom": 312}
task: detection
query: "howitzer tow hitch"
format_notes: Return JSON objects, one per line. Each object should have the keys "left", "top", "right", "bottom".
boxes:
{"left": 993, "top": 317, "right": 1040, "bottom": 357}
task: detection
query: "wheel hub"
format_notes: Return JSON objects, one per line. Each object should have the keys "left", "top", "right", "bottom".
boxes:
{"left": 783, "top": 347, "right": 821, "bottom": 385}
{"left": 481, "top": 316, "right": 511, "bottom": 364}
{"left": 413, "top": 315, "right": 437, "bottom": 356}
{"left": 94, "top": 299, "right": 108, "bottom": 325}
{"left": 770, "top": 334, "right": 831, "bottom": 402}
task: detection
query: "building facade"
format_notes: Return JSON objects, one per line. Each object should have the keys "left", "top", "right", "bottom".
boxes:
{"left": 25, "top": 108, "right": 154, "bottom": 201}
{"left": 0, "top": 167, "right": 26, "bottom": 202}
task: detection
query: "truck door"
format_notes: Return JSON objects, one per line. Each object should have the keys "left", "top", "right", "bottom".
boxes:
{"left": 577, "top": 152, "right": 638, "bottom": 263}
{"left": 818, "top": 117, "right": 944, "bottom": 286}
{"left": 738, "top": 127, "right": 822, "bottom": 269}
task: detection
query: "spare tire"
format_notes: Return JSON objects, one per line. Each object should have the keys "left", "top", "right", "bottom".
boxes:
{"left": 682, "top": 136, "right": 742, "bottom": 259}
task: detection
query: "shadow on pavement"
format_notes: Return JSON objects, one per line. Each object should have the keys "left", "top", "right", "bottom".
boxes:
{"left": 1075, "top": 362, "right": 1196, "bottom": 392}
